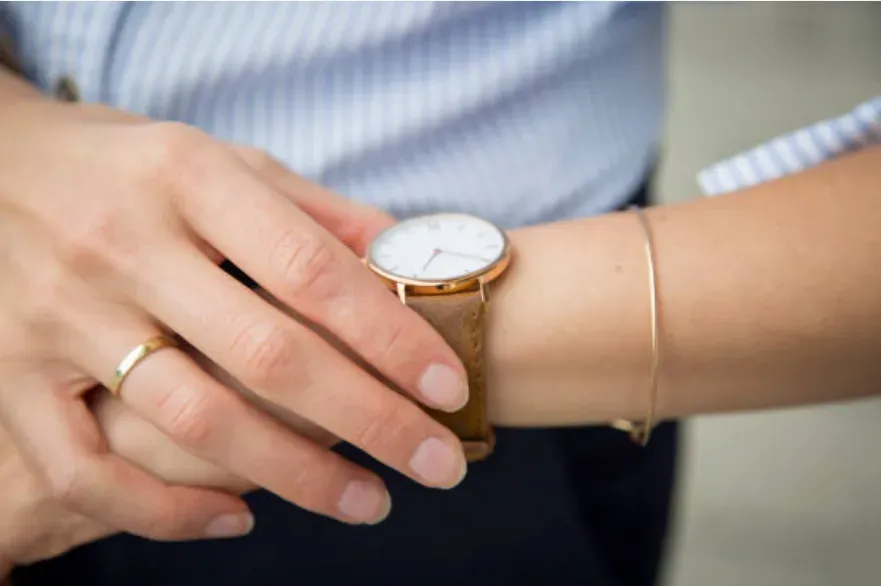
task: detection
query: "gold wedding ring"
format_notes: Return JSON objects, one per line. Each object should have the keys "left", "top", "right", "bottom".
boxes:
{"left": 108, "top": 334, "right": 180, "bottom": 396}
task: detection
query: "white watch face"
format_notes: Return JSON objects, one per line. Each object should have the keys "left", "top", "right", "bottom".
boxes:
{"left": 367, "top": 213, "right": 507, "bottom": 282}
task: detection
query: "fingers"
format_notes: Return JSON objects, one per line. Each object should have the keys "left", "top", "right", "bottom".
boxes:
{"left": 70, "top": 312, "right": 393, "bottom": 525}
{"left": 0, "top": 378, "right": 255, "bottom": 542}
{"left": 90, "top": 387, "right": 255, "bottom": 495}
{"left": 173, "top": 153, "right": 469, "bottom": 413}
{"left": 139, "top": 247, "right": 468, "bottom": 489}
{"left": 231, "top": 145, "right": 395, "bottom": 256}
{"left": 187, "top": 342, "right": 341, "bottom": 449}
{"left": 0, "top": 421, "right": 113, "bottom": 565}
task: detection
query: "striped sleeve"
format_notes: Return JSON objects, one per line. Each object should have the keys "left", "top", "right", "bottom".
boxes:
{"left": 697, "top": 96, "right": 881, "bottom": 196}
{"left": 0, "top": 2, "right": 19, "bottom": 72}
{"left": 0, "top": 2, "right": 10, "bottom": 36}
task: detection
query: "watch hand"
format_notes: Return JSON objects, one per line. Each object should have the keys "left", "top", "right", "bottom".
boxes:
{"left": 440, "top": 249, "right": 492, "bottom": 263}
{"left": 422, "top": 248, "right": 442, "bottom": 271}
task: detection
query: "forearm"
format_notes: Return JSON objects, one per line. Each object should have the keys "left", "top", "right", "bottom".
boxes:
{"left": 488, "top": 145, "right": 881, "bottom": 427}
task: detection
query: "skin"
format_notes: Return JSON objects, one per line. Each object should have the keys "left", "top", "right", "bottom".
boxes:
{"left": 487, "top": 144, "right": 881, "bottom": 427}
{"left": 4, "top": 141, "right": 881, "bottom": 579}
{"left": 4, "top": 37, "right": 881, "bottom": 583}
{"left": 0, "top": 65, "right": 471, "bottom": 543}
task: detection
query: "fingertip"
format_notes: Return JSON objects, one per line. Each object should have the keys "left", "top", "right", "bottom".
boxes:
{"left": 418, "top": 362, "right": 469, "bottom": 412}
{"left": 169, "top": 486, "right": 254, "bottom": 540}
{"left": 337, "top": 479, "right": 391, "bottom": 525}
{"left": 204, "top": 511, "right": 255, "bottom": 539}
{"left": 408, "top": 436, "right": 468, "bottom": 489}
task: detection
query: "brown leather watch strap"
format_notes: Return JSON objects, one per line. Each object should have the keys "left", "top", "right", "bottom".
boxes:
{"left": 406, "top": 289, "right": 493, "bottom": 462}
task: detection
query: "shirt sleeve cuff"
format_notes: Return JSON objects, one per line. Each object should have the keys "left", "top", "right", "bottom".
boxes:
{"left": 696, "top": 96, "right": 881, "bottom": 196}
{"left": 0, "top": 6, "right": 20, "bottom": 73}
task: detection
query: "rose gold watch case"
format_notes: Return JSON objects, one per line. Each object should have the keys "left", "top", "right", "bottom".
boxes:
{"left": 363, "top": 213, "right": 513, "bottom": 299}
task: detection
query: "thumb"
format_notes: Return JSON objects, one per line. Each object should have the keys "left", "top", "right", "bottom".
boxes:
{"left": 231, "top": 145, "right": 395, "bottom": 256}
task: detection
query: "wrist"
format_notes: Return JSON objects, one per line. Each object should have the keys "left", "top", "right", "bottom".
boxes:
{"left": 486, "top": 212, "right": 653, "bottom": 428}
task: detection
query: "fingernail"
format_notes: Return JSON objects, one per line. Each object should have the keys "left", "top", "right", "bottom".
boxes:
{"left": 338, "top": 480, "right": 392, "bottom": 524}
{"left": 409, "top": 437, "right": 467, "bottom": 487}
{"left": 204, "top": 512, "right": 255, "bottom": 538}
{"left": 419, "top": 363, "right": 468, "bottom": 411}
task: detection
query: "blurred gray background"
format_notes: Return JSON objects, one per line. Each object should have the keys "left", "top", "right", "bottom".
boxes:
{"left": 655, "top": 3, "right": 881, "bottom": 586}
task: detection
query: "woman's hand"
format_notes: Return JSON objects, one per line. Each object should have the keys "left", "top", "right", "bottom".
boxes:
{"left": 0, "top": 418, "right": 110, "bottom": 580}
{"left": 94, "top": 335, "right": 342, "bottom": 496}
{"left": 0, "top": 348, "right": 338, "bottom": 579}
{"left": 0, "top": 95, "right": 469, "bottom": 541}
{"left": 0, "top": 288, "right": 349, "bottom": 579}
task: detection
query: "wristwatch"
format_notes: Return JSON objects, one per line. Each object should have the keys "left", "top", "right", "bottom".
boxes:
{"left": 365, "top": 213, "right": 512, "bottom": 462}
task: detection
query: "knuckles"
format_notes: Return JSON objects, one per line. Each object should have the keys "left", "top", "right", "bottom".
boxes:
{"left": 360, "top": 316, "right": 409, "bottom": 372}
{"left": 12, "top": 260, "right": 77, "bottom": 340}
{"left": 270, "top": 229, "right": 339, "bottom": 301}
{"left": 228, "top": 320, "right": 307, "bottom": 390}
{"left": 55, "top": 205, "right": 134, "bottom": 273}
{"left": 353, "top": 398, "right": 408, "bottom": 456}
{"left": 138, "top": 505, "right": 189, "bottom": 541}
{"left": 283, "top": 453, "right": 335, "bottom": 514}
{"left": 129, "top": 121, "right": 218, "bottom": 190}
{"left": 153, "top": 383, "right": 221, "bottom": 452}
{"left": 20, "top": 121, "right": 230, "bottom": 299}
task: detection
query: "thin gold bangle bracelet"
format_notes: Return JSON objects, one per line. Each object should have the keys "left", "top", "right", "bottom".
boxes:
{"left": 611, "top": 205, "right": 660, "bottom": 446}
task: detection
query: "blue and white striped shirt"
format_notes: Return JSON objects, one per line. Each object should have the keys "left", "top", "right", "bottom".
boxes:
{"left": 1, "top": 5, "right": 880, "bottom": 583}
{"left": 700, "top": 97, "right": 881, "bottom": 196}
{"left": 1, "top": 1, "right": 878, "bottom": 223}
